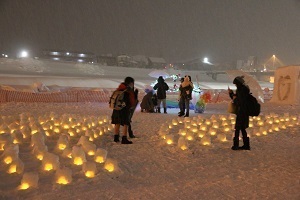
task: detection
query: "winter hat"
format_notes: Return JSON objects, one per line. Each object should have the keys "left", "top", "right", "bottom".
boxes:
{"left": 233, "top": 76, "right": 245, "bottom": 85}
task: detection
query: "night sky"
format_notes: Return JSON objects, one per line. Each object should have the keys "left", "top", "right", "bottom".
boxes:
{"left": 1, "top": 0, "right": 300, "bottom": 64}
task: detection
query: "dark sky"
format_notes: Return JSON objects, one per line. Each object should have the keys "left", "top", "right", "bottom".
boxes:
{"left": 1, "top": 0, "right": 300, "bottom": 64}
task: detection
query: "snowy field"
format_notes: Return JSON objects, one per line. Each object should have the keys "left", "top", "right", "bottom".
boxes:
{"left": 0, "top": 58, "right": 299, "bottom": 200}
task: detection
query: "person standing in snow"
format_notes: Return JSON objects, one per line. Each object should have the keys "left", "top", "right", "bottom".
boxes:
{"left": 228, "top": 76, "right": 251, "bottom": 150}
{"left": 111, "top": 77, "right": 138, "bottom": 144}
{"left": 153, "top": 76, "right": 169, "bottom": 114}
{"left": 178, "top": 75, "right": 194, "bottom": 117}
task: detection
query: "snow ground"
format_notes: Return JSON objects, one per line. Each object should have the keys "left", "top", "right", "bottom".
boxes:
{"left": 0, "top": 102, "right": 299, "bottom": 200}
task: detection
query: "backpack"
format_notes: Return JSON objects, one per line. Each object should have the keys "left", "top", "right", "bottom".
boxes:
{"left": 109, "top": 90, "right": 127, "bottom": 110}
{"left": 245, "top": 93, "right": 261, "bottom": 116}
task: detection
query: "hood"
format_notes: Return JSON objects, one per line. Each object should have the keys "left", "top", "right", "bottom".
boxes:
{"left": 117, "top": 82, "right": 128, "bottom": 91}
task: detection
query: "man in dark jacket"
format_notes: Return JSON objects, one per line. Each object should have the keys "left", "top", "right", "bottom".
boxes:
{"left": 228, "top": 76, "right": 251, "bottom": 150}
{"left": 111, "top": 77, "right": 138, "bottom": 144}
{"left": 153, "top": 76, "right": 169, "bottom": 113}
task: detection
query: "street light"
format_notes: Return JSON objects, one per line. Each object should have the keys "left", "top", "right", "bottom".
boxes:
{"left": 272, "top": 55, "right": 276, "bottom": 69}
{"left": 19, "top": 50, "right": 28, "bottom": 58}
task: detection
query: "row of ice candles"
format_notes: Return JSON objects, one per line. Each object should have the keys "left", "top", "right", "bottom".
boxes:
{"left": 159, "top": 113, "right": 300, "bottom": 148}
{"left": 1, "top": 140, "right": 118, "bottom": 190}
{"left": 0, "top": 114, "right": 114, "bottom": 146}
{"left": 0, "top": 113, "right": 119, "bottom": 190}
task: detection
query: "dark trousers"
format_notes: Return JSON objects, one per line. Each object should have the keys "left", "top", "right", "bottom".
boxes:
{"left": 234, "top": 129, "right": 247, "bottom": 138}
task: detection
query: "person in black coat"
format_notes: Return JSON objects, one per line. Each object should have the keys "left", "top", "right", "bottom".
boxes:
{"left": 228, "top": 76, "right": 251, "bottom": 150}
{"left": 153, "top": 76, "right": 169, "bottom": 113}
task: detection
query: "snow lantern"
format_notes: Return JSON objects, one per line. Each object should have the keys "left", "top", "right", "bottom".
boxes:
{"left": 223, "top": 125, "right": 231, "bottom": 133}
{"left": 2, "top": 144, "right": 19, "bottom": 164}
{"left": 184, "top": 117, "right": 191, "bottom": 123}
{"left": 252, "top": 128, "right": 260, "bottom": 136}
{"left": 0, "top": 124, "right": 10, "bottom": 134}
{"left": 18, "top": 172, "right": 39, "bottom": 190}
{"left": 32, "top": 143, "right": 48, "bottom": 161}
{"left": 82, "top": 141, "right": 96, "bottom": 156}
{"left": 178, "top": 137, "right": 188, "bottom": 150}
{"left": 209, "top": 128, "right": 217, "bottom": 136}
{"left": 200, "top": 136, "right": 211, "bottom": 146}
{"left": 272, "top": 124, "right": 280, "bottom": 132}
{"left": 260, "top": 127, "right": 268, "bottom": 135}
{"left": 184, "top": 122, "right": 191, "bottom": 129}
{"left": 200, "top": 124, "right": 207, "bottom": 131}
{"left": 94, "top": 148, "right": 108, "bottom": 163}
{"left": 198, "top": 130, "right": 206, "bottom": 138}
{"left": 172, "top": 119, "right": 178, "bottom": 126}
{"left": 62, "top": 147, "right": 72, "bottom": 159}
{"left": 212, "top": 122, "right": 219, "bottom": 129}
{"left": 77, "top": 136, "right": 89, "bottom": 146}
{"left": 217, "top": 134, "right": 227, "bottom": 142}
{"left": 221, "top": 120, "right": 229, "bottom": 126}
{"left": 11, "top": 130, "right": 23, "bottom": 144}
{"left": 72, "top": 146, "right": 86, "bottom": 166}
{"left": 178, "top": 129, "right": 187, "bottom": 136}
{"left": 83, "top": 161, "right": 97, "bottom": 178}
{"left": 205, "top": 119, "right": 211, "bottom": 126}
{"left": 55, "top": 167, "right": 72, "bottom": 185}
{"left": 279, "top": 122, "right": 287, "bottom": 129}
{"left": 165, "top": 135, "right": 174, "bottom": 145}
{"left": 42, "top": 152, "right": 60, "bottom": 171}
{"left": 104, "top": 158, "right": 118, "bottom": 172}
{"left": 30, "top": 132, "right": 46, "bottom": 147}
{"left": 7, "top": 158, "right": 24, "bottom": 174}
{"left": 0, "top": 133, "right": 13, "bottom": 151}
{"left": 56, "top": 135, "right": 69, "bottom": 151}
{"left": 186, "top": 131, "right": 194, "bottom": 141}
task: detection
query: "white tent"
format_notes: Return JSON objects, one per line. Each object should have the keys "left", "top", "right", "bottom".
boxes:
{"left": 270, "top": 65, "right": 300, "bottom": 105}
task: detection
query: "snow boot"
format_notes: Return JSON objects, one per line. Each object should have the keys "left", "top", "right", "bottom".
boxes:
{"left": 128, "top": 125, "right": 136, "bottom": 138}
{"left": 121, "top": 136, "right": 133, "bottom": 144}
{"left": 240, "top": 137, "right": 250, "bottom": 150}
{"left": 157, "top": 107, "right": 161, "bottom": 113}
{"left": 231, "top": 137, "right": 239, "bottom": 150}
{"left": 164, "top": 108, "right": 167, "bottom": 114}
{"left": 178, "top": 112, "right": 184, "bottom": 117}
{"left": 114, "top": 135, "right": 120, "bottom": 143}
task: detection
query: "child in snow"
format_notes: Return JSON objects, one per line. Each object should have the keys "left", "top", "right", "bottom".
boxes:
{"left": 111, "top": 77, "right": 138, "bottom": 144}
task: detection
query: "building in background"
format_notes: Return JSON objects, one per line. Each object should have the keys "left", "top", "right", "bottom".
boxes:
{"left": 147, "top": 57, "right": 167, "bottom": 69}
{"left": 40, "top": 50, "right": 97, "bottom": 63}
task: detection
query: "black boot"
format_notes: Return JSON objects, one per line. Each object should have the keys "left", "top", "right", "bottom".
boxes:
{"left": 157, "top": 107, "right": 161, "bottom": 113}
{"left": 114, "top": 135, "right": 120, "bottom": 142}
{"left": 164, "top": 108, "right": 167, "bottom": 114}
{"left": 121, "top": 136, "right": 133, "bottom": 144}
{"left": 178, "top": 112, "right": 184, "bottom": 117}
{"left": 128, "top": 124, "right": 136, "bottom": 138}
{"left": 240, "top": 137, "right": 250, "bottom": 150}
{"left": 184, "top": 112, "right": 189, "bottom": 117}
{"left": 231, "top": 137, "right": 239, "bottom": 150}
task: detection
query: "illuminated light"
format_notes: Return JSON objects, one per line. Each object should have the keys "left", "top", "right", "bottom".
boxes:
{"left": 201, "top": 136, "right": 211, "bottom": 146}
{"left": 200, "top": 125, "right": 207, "bottom": 131}
{"left": 104, "top": 163, "right": 115, "bottom": 172}
{"left": 85, "top": 171, "right": 95, "bottom": 178}
{"left": 172, "top": 119, "right": 178, "bottom": 126}
{"left": 198, "top": 130, "right": 206, "bottom": 138}
{"left": 56, "top": 176, "right": 69, "bottom": 185}
{"left": 0, "top": 143, "right": 5, "bottom": 151}
{"left": 36, "top": 154, "right": 44, "bottom": 161}
{"left": 20, "top": 51, "right": 28, "bottom": 58}
{"left": 73, "top": 157, "right": 84, "bottom": 165}
{"left": 4, "top": 156, "right": 13, "bottom": 164}
{"left": 53, "top": 58, "right": 60, "bottom": 61}
{"left": 209, "top": 128, "right": 217, "bottom": 136}
{"left": 44, "top": 163, "right": 53, "bottom": 171}
{"left": 186, "top": 132, "right": 194, "bottom": 141}
{"left": 87, "top": 150, "right": 95, "bottom": 156}
{"left": 8, "top": 164, "right": 17, "bottom": 174}
{"left": 166, "top": 139, "right": 173, "bottom": 145}
{"left": 223, "top": 126, "right": 231, "bottom": 133}
{"left": 58, "top": 144, "right": 67, "bottom": 150}
{"left": 95, "top": 156, "right": 105, "bottom": 163}
{"left": 18, "top": 183, "right": 30, "bottom": 190}
{"left": 180, "top": 145, "right": 188, "bottom": 150}
{"left": 63, "top": 124, "right": 70, "bottom": 129}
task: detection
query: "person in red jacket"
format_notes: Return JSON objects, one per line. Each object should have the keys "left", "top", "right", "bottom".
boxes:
{"left": 111, "top": 77, "right": 138, "bottom": 144}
